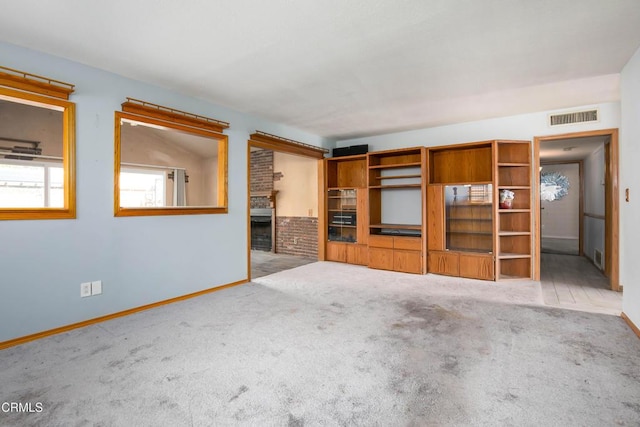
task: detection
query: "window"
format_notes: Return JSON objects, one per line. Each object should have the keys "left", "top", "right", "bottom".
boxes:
{"left": 0, "top": 66, "right": 75, "bottom": 220}
{"left": 0, "top": 160, "right": 64, "bottom": 208}
{"left": 119, "top": 168, "right": 166, "bottom": 208}
{"left": 114, "top": 98, "right": 228, "bottom": 217}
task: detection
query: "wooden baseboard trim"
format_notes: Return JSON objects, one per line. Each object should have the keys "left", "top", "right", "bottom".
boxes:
{"left": 0, "top": 279, "right": 249, "bottom": 351}
{"left": 621, "top": 312, "right": 640, "bottom": 339}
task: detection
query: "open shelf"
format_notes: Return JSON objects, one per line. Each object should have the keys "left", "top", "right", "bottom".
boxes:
{"left": 374, "top": 174, "right": 422, "bottom": 180}
{"left": 369, "top": 184, "right": 422, "bottom": 189}
{"left": 498, "top": 231, "right": 531, "bottom": 236}
{"left": 498, "top": 253, "right": 532, "bottom": 259}
{"left": 369, "top": 162, "right": 422, "bottom": 169}
{"left": 498, "top": 257, "right": 531, "bottom": 280}
{"left": 370, "top": 223, "right": 422, "bottom": 230}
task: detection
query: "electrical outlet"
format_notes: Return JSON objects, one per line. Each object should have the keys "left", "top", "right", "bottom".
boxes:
{"left": 91, "top": 280, "right": 102, "bottom": 296}
{"left": 80, "top": 282, "right": 92, "bottom": 298}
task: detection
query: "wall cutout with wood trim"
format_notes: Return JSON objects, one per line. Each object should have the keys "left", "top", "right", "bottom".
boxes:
{"left": 114, "top": 98, "right": 229, "bottom": 217}
{"left": 0, "top": 66, "right": 76, "bottom": 220}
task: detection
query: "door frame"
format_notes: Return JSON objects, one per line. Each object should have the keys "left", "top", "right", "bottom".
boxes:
{"left": 533, "top": 128, "right": 619, "bottom": 291}
{"left": 246, "top": 132, "right": 326, "bottom": 281}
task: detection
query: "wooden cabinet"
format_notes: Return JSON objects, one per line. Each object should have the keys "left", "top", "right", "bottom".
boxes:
{"left": 321, "top": 141, "right": 532, "bottom": 280}
{"left": 445, "top": 188, "right": 493, "bottom": 253}
{"left": 369, "top": 235, "right": 423, "bottom": 274}
{"left": 428, "top": 251, "right": 460, "bottom": 276}
{"left": 427, "top": 140, "right": 530, "bottom": 281}
{"left": 323, "top": 155, "right": 368, "bottom": 265}
{"left": 459, "top": 253, "right": 494, "bottom": 280}
{"left": 327, "top": 242, "right": 369, "bottom": 265}
{"left": 428, "top": 251, "right": 494, "bottom": 280}
{"left": 367, "top": 147, "right": 427, "bottom": 274}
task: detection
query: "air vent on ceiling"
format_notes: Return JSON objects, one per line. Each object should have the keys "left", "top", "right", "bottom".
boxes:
{"left": 549, "top": 109, "right": 598, "bottom": 127}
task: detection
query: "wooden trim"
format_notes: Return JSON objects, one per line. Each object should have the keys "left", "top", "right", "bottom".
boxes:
{"left": 122, "top": 98, "right": 229, "bottom": 133}
{"left": 0, "top": 66, "right": 75, "bottom": 99}
{"left": 113, "top": 111, "right": 229, "bottom": 217}
{"left": 0, "top": 279, "right": 248, "bottom": 350}
{"left": 114, "top": 113, "right": 122, "bottom": 216}
{"left": 116, "top": 206, "right": 229, "bottom": 217}
{"left": 607, "top": 130, "right": 620, "bottom": 291}
{"left": 118, "top": 111, "right": 226, "bottom": 139}
{"left": 421, "top": 148, "right": 428, "bottom": 273}
{"left": 0, "top": 88, "right": 76, "bottom": 221}
{"left": 621, "top": 312, "right": 640, "bottom": 339}
{"left": 218, "top": 134, "right": 229, "bottom": 208}
{"left": 246, "top": 142, "right": 252, "bottom": 280}
{"left": 579, "top": 160, "right": 584, "bottom": 257}
{"left": 584, "top": 212, "right": 606, "bottom": 220}
{"left": 318, "top": 158, "right": 327, "bottom": 260}
{"left": 533, "top": 140, "right": 541, "bottom": 280}
{"left": 250, "top": 132, "right": 327, "bottom": 159}
{"left": 534, "top": 129, "right": 619, "bottom": 290}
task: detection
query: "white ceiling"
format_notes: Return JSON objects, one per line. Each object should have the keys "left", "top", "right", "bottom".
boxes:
{"left": 1, "top": 1, "right": 640, "bottom": 140}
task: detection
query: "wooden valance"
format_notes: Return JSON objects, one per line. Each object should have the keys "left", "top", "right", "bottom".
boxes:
{"left": 0, "top": 66, "right": 75, "bottom": 100}
{"left": 250, "top": 131, "right": 328, "bottom": 159}
{"left": 122, "top": 98, "right": 229, "bottom": 133}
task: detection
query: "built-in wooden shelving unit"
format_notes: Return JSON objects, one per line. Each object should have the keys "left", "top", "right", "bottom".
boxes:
{"left": 367, "top": 147, "right": 427, "bottom": 274}
{"left": 495, "top": 140, "right": 533, "bottom": 280}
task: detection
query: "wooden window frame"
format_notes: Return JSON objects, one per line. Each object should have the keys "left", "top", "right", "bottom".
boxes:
{"left": 114, "top": 99, "right": 229, "bottom": 217}
{"left": 0, "top": 86, "right": 76, "bottom": 221}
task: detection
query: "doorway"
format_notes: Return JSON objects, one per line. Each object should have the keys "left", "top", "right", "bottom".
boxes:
{"left": 534, "top": 129, "right": 619, "bottom": 291}
{"left": 246, "top": 132, "right": 327, "bottom": 281}
{"left": 540, "top": 161, "right": 582, "bottom": 256}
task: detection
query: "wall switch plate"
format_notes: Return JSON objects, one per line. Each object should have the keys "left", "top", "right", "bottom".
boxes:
{"left": 91, "top": 280, "right": 102, "bottom": 296}
{"left": 81, "top": 282, "right": 92, "bottom": 298}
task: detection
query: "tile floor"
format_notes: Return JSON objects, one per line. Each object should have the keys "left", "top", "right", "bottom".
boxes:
{"left": 540, "top": 252, "right": 622, "bottom": 315}
{"left": 250, "top": 250, "right": 317, "bottom": 279}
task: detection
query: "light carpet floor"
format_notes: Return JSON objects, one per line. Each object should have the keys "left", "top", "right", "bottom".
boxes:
{"left": 1, "top": 262, "right": 639, "bottom": 426}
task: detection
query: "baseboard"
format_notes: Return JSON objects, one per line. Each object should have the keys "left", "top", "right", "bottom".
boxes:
{"left": 0, "top": 279, "right": 249, "bottom": 351}
{"left": 621, "top": 312, "right": 640, "bottom": 339}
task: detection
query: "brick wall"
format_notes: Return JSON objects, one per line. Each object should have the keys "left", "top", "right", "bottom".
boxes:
{"left": 276, "top": 216, "right": 318, "bottom": 258}
{"left": 250, "top": 150, "right": 273, "bottom": 209}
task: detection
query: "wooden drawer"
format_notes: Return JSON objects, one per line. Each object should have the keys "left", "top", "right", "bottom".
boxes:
{"left": 368, "top": 235, "right": 394, "bottom": 249}
{"left": 393, "top": 236, "right": 422, "bottom": 251}
{"left": 368, "top": 247, "right": 394, "bottom": 270}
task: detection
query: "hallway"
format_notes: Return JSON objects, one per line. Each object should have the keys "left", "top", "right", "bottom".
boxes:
{"left": 540, "top": 252, "right": 622, "bottom": 315}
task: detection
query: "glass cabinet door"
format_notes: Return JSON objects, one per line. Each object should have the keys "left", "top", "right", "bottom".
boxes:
{"left": 328, "top": 189, "right": 357, "bottom": 243}
{"left": 445, "top": 184, "right": 493, "bottom": 253}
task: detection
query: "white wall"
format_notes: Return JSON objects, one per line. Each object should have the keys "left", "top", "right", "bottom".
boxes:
{"left": 0, "top": 42, "right": 331, "bottom": 343}
{"left": 336, "top": 103, "right": 620, "bottom": 151}
{"left": 540, "top": 163, "right": 580, "bottom": 239}
{"left": 583, "top": 144, "right": 606, "bottom": 267}
{"left": 621, "top": 45, "right": 640, "bottom": 327}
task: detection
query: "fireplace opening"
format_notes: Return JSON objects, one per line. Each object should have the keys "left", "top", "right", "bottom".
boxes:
{"left": 250, "top": 208, "right": 272, "bottom": 252}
